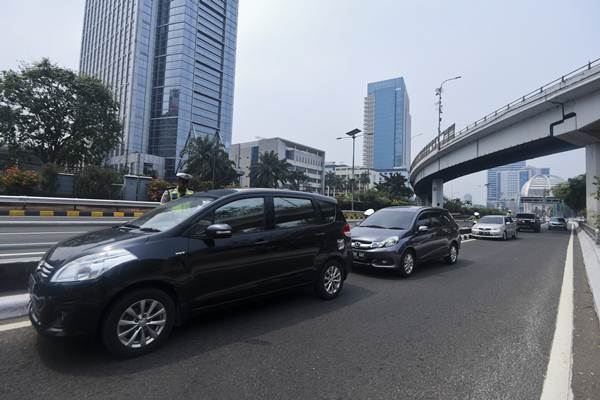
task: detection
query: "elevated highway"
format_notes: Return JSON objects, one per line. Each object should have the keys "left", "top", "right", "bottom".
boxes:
{"left": 410, "top": 59, "right": 600, "bottom": 216}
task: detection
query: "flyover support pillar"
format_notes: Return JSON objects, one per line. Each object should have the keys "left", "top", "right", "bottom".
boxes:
{"left": 432, "top": 179, "right": 444, "bottom": 208}
{"left": 586, "top": 143, "right": 600, "bottom": 220}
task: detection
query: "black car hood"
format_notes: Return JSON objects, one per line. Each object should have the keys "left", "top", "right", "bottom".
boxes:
{"left": 351, "top": 226, "right": 409, "bottom": 242}
{"left": 45, "top": 227, "right": 149, "bottom": 267}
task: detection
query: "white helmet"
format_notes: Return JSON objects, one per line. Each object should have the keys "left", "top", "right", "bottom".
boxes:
{"left": 176, "top": 172, "right": 192, "bottom": 181}
{"left": 474, "top": 212, "right": 480, "bottom": 216}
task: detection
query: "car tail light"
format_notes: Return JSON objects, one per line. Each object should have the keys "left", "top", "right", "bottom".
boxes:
{"left": 342, "top": 223, "right": 351, "bottom": 237}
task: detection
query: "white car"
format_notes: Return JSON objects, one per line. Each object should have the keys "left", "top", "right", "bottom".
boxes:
{"left": 471, "top": 216, "right": 518, "bottom": 240}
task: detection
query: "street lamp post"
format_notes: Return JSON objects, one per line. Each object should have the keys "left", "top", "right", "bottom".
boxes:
{"left": 336, "top": 128, "right": 362, "bottom": 211}
{"left": 435, "top": 76, "right": 461, "bottom": 148}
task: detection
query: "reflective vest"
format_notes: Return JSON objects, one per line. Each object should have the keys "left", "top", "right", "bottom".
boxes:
{"left": 162, "top": 188, "right": 194, "bottom": 204}
{"left": 169, "top": 188, "right": 193, "bottom": 201}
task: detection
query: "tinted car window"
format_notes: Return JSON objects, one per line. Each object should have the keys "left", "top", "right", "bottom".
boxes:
{"left": 429, "top": 213, "right": 443, "bottom": 227}
{"left": 516, "top": 213, "right": 535, "bottom": 219}
{"left": 214, "top": 197, "right": 265, "bottom": 234}
{"left": 362, "top": 209, "right": 416, "bottom": 230}
{"left": 479, "top": 216, "right": 505, "bottom": 224}
{"left": 416, "top": 213, "right": 430, "bottom": 227}
{"left": 318, "top": 200, "right": 336, "bottom": 223}
{"left": 274, "top": 197, "right": 317, "bottom": 228}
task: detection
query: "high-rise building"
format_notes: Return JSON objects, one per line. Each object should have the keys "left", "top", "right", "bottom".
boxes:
{"left": 230, "top": 138, "right": 326, "bottom": 193}
{"left": 487, "top": 162, "right": 551, "bottom": 210}
{"left": 362, "top": 77, "right": 411, "bottom": 176}
{"left": 80, "top": 0, "right": 239, "bottom": 178}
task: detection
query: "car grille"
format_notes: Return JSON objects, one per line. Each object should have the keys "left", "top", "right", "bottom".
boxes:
{"left": 36, "top": 261, "right": 56, "bottom": 280}
{"left": 351, "top": 240, "right": 373, "bottom": 250}
{"left": 478, "top": 228, "right": 492, "bottom": 231}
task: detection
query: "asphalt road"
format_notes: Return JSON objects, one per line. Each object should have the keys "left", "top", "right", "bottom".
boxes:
{"left": 0, "top": 229, "right": 584, "bottom": 399}
{"left": 0, "top": 217, "right": 129, "bottom": 261}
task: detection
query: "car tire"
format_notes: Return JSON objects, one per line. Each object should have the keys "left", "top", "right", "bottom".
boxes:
{"left": 444, "top": 243, "right": 459, "bottom": 265}
{"left": 314, "top": 261, "right": 344, "bottom": 300}
{"left": 397, "top": 250, "right": 416, "bottom": 277}
{"left": 101, "top": 288, "right": 176, "bottom": 358}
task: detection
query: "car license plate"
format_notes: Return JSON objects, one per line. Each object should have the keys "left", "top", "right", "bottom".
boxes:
{"left": 481, "top": 232, "right": 490, "bottom": 236}
{"left": 352, "top": 251, "right": 365, "bottom": 259}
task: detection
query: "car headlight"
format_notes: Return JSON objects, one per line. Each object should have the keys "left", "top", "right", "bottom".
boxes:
{"left": 51, "top": 248, "right": 137, "bottom": 283}
{"left": 371, "top": 237, "right": 399, "bottom": 248}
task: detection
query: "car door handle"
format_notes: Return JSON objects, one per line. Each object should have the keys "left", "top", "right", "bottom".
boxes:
{"left": 315, "top": 232, "right": 326, "bottom": 237}
{"left": 253, "top": 239, "right": 270, "bottom": 246}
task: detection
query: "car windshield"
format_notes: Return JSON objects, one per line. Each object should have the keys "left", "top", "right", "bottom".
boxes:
{"left": 516, "top": 214, "right": 535, "bottom": 219}
{"left": 551, "top": 217, "right": 566, "bottom": 222}
{"left": 360, "top": 209, "right": 414, "bottom": 230}
{"left": 479, "top": 216, "right": 504, "bottom": 225}
{"left": 126, "top": 196, "right": 215, "bottom": 232}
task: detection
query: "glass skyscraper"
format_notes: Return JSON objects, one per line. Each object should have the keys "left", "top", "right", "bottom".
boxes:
{"left": 362, "top": 77, "right": 411, "bottom": 175}
{"left": 487, "top": 161, "right": 551, "bottom": 210}
{"left": 80, "top": 0, "right": 238, "bottom": 178}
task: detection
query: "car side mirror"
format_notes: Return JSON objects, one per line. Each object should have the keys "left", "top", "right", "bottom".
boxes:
{"left": 205, "top": 224, "right": 233, "bottom": 239}
{"left": 418, "top": 225, "right": 429, "bottom": 232}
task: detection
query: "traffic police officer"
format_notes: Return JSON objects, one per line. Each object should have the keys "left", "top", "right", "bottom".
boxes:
{"left": 160, "top": 173, "right": 194, "bottom": 204}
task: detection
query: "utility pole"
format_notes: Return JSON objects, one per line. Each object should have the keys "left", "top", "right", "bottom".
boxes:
{"left": 211, "top": 129, "right": 221, "bottom": 190}
{"left": 336, "top": 128, "right": 362, "bottom": 211}
{"left": 436, "top": 76, "right": 461, "bottom": 149}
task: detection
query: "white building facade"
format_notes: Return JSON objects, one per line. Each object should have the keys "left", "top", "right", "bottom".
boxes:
{"left": 230, "top": 138, "right": 325, "bottom": 193}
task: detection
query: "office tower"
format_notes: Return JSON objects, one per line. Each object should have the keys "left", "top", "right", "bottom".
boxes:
{"left": 487, "top": 162, "right": 551, "bottom": 209}
{"left": 362, "top": 77, "right": 411, "bottom": 176}
{"left": 80, "top": 0, "right": 238, "bottom": 178}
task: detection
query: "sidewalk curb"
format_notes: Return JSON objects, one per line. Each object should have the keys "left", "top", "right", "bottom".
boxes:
{"left": 576, "top": 229, "right": 600, "bottom": 327}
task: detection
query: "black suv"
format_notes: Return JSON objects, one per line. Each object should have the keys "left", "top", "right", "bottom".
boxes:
{"left": 350, "top": 206, "right": 461, "bottom": 277}
{"left": 515, "top": 213, "right": 541, "bottom": 232}
{"left": 28, "top": 189, "right": 352, "bottom": 357}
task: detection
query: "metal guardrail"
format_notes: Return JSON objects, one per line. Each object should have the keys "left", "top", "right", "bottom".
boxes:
{"left": 411, "top": 58, "right": 600, "bottom": 171}
{"left": 580, "top": 221, "right": 600, "bottom": 244}
{"left": 0, "top": 195, "right": 159, "bottom": 209}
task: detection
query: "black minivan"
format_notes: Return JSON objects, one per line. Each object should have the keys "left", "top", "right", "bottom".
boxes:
{"left": 28, "top": 189, "right": 352, "bottom": 357}
{"left": 351, "top": 206, "right": 461, "bottom": 276}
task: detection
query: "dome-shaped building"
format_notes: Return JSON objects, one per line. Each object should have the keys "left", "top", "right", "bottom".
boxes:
{"left": 519, "top": 174, "right": 566, "bottom": 215}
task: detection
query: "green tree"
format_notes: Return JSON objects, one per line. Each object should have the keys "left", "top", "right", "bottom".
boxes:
{"left": 39, "top": 162, "right": 59, "bottom": 195}
{"left": 553, "top": 174, "right": 586, "bottom": 214}
{"left": 375, "top": 173, "right": 414, "bottom": 200}
{"left": 287, "top": 169, "right": 308, "bottom": 191}
{"left": 444, "top": 197, "right": 466, "bottom": 213}
{"left": 250, "top": 151, "right": 289, "bottom": 188}
{"left": 0, "top": 59, "right": 122, "bottom": 169}
{"left": 75, "top": 165, "right": 121, "bottom": 199}
{"left": 180, "top": 135, "right": 238, "bottom": 188}
{"left": 358, "top": 172, "right": 370, "bottom": 193}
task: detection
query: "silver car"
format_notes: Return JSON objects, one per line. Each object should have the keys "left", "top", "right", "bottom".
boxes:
{"left": 471, "top": 216, "right": 517, "bottom": 240}
{"left": 548, "top": 217, "right": 568, "bottom": 230}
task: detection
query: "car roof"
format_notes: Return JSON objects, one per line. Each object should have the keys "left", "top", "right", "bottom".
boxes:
{"left": 378, "top": 206, "right": 447, "bottom": 213}
{"left": 191, "top": 188, "right": 336, "bottom": 203}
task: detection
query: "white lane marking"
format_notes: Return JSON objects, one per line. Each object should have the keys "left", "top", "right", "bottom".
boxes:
{"left": 0, "top": 251, "right": 46, "bottom": 258}
{"left": 0, "top": 320, "right": 31, "bottom": 332}
{"left": 540, "top": 227, "right": 574, "bottom": 400}
{"left": 0, "top": 231, "right": 86, "bottom": 235}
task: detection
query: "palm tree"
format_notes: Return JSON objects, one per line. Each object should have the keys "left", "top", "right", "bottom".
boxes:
{"left": 250, "top": 151, "right": 289, "bottom": 188}
{"left": 358, "top": 172, "right": 370, "bottom": 193}
{"left": 181, "top": 135, "right": 238, "bottom": 188}
{"left": 325, "top": 171, "right": 337, "bottom": 196}
{"left": 288, "top": 169, "right": 308, "bottom": 191}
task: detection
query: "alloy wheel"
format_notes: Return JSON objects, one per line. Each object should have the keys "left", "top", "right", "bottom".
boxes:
{"left": 117, "top": 299, "right": 167, "bottom": 349}
{"left": 449, "top": 245, "right": 458, "bottom": 263}
{"left": 403, "top": 253, "right": 414, "bottom": 274}
{"left": 323, "top": 265, "right": 342, "bottom": 295}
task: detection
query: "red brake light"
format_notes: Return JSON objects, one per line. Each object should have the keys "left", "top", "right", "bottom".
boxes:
{"left": 342, "top": 223, "right": 351, "bottom": 237}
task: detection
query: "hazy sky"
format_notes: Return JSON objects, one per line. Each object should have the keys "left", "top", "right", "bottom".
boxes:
{"left": 1, "top": 0, "right": 598, "bottom": 203}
